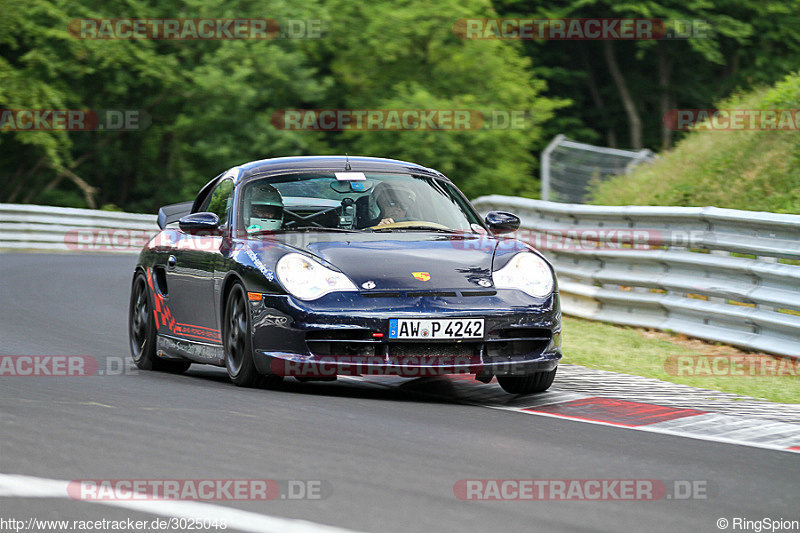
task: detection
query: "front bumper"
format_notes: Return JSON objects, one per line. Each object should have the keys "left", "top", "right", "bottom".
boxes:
{"left": 248, "top": 289, "right": 562, "bottom": 378}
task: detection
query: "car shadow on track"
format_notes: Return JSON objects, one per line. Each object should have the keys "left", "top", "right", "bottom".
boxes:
{"left": 179, "top": 365, "right": 482, "bottom": 405}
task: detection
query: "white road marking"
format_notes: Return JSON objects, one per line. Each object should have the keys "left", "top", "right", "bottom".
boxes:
{"left": 342, "top": 375, "right": 800, "bottom": 454}
{"left": 0, "top": 474, "right": 364, "bottom": 533}
{"left": 487, "top": 405, "right": 800, "bottom": 454}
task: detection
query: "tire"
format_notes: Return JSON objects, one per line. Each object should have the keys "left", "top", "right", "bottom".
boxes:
{"left": 223, "top": 283, "right": 265, "bottom": 387}
{"left": 497, "top": 368, "right": 557, "bottom": 395}
{"left": 129, "top": 272, "right": 191, "bottom": 373}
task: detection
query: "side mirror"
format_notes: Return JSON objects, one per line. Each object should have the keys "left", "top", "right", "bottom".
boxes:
{"left": 157, "top": 201, "right": 193, "bottom": 229}
{"left": 485, "top": 211, "right": 520, "bottom": 234}
{"left": 179, "top": 212, "right": 221, "bottom": 233}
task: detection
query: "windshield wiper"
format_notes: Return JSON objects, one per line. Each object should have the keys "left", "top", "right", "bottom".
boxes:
{"left": 371, "top": 226, "right": 459, "bottom": 233}
{"left": 282, "top": 226, "right": 361, "bottom": 233}
{"left": 246, "top": 227, "right": 360, "bottom": 237}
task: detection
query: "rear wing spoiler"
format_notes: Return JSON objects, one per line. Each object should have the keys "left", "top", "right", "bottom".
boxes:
{"left": 157, "top": 201, "right": 194, "bottom": 229}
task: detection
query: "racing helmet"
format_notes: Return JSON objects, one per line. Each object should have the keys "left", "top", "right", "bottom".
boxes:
{"left": 246, "top": 183, "right": 284, "bottom": 233}
{"left": 371, "top": 181, "right": 417, "bottom": 217}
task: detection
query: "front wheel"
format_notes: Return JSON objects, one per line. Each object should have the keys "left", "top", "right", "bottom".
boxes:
{"left": 497, "top": 368, "right": 557, "bottom": 395}
{"left": 223, "top": 283, "right": 267, "bottom": 387}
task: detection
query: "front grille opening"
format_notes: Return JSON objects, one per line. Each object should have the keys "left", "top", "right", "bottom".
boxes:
{"left": 305, "top": 328, "right": 553, "bottom": 360}
{"left": 388, "top": 343, "right": 478, "bottom": 359}
{"left": 360, "top": 290, "right": 496, "bottom": 298}
{"left": 486, "top": 327, "right": 552, "bottom": 358}
{"left": 486, "top": 339, "right": 549, "bottom": 357}
{"left": 306, "top": 329, "right": 373, "bottom": 341}
{"left": 307, "top": 342, "right": 378, "bottom": 357}
{"left": 406, "top": 291, "right": 459, "bottom": 298}
{"left": 305, "top": 329, "right": 377, "bottom": 357}
{"left": 494, "top": 327, "right": 551, "bottom": 340}
{"left": 460, "top": 290, "right": 497, "bottom": 297}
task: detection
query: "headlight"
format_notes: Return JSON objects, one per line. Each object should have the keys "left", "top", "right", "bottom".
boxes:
{"left": 492, "top": 252, "right": 554, "bottom": 297}
{"left": 276, "top": 253, "right": 357, "bottom": 300}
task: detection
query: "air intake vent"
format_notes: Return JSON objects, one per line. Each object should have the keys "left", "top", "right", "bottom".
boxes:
{"left": 154, "top": 266, "right": 168, "bottom": 296}
{"left": 485, "top": 328, "right": 552, "bottom": 358}
{"left": 306, "top": 329, "right": 373, "bottom": 341}
{"left": 305, "top": 329, "right": 379, "bottom": 357}
{"left": 361, "top": 290, "right": 496, "bottom": 298}
{"left": 460, "top": 290, "right": 496, "bottom": 297}
{"left": 388, "top": 343, "right": 479, "bottom": 359}
{"left": 494, "top": 327, "right": 551, "bottom": 340}
{"left": 406, "top": 291, "right": 458, "bottom": 298}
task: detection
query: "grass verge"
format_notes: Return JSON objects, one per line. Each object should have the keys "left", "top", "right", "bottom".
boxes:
{"left": 561, "top": 316, "right": 800, "bottom": 404}
{"left": 589, "top": 72, "right": 800, "bottom": 214}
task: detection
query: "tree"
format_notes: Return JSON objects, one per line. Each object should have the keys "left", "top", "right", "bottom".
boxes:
{"left": 494, "top": 0, "right": 794, "bottom": 152}
{"left": 310, "top": 0, "right": 566, "bottom": 199}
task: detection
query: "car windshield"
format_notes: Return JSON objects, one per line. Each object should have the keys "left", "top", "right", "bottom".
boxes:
{"left": 238, "top": 172, "right": 484, "bottom": 234}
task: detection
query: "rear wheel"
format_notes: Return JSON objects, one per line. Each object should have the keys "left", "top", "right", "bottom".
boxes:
{"left": 223, "top": 283, "right": 265, "bottom": 387}
{"left": 497, "top": 368, "right": 557, "bottom": 395}
{"left": 129, "top": 272, "right": 190, "bottom": 373}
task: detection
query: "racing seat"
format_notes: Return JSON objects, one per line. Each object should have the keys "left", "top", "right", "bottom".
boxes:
{"left": 354, "top": 195, "right": 375, "bottom": 229}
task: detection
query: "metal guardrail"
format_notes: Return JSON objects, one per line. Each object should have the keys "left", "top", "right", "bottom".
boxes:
{"left": 473, "top": 195, "right": 800, "bottom": 358}
{"left": 3, "top": 200, "right": 800, "bottom": 357}
{"left": 540, "top": 134, "right": 654, "bottom": 203}
{"left": 0, "top": 203, "right": 156, "bottom": 253}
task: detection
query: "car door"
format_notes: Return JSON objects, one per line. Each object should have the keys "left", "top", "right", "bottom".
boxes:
{"left": 165, "top": 178, "right": 234, "bottom": 345}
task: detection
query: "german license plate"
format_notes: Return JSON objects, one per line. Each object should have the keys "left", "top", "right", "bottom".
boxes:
{"left": 388, "top": 318, "right": 484, "bottom": 340}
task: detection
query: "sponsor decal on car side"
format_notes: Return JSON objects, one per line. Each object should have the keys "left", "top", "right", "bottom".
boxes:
{"left": 245, "top": 248, "right": 275, "bottom": 281}
{"left": 145, "top": 269, "right": 221, "bottom": 343}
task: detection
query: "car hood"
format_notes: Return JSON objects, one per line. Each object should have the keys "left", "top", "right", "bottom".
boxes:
{"left": 267, "top": 232, "right": 531, "bottom": 291}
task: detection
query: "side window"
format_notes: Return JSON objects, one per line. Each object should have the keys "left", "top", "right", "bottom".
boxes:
{"left": 204, "top": 179, "right": 234, "bottom": 226}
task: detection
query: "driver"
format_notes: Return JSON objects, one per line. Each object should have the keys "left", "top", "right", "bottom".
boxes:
{"left": 371, "top": 181, "right": 417, "bottom": 226}
{"left": 246, "top": 183, "right": 284, "bottom": 233}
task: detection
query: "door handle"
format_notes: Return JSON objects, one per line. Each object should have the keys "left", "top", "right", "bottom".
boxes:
{"left": 167, "top": 255, "right": 177, "bottom": 269}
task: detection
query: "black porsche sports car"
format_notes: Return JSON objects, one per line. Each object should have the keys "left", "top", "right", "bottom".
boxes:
{"left": 128, "top": 156, "right": 562, "bottom": 394}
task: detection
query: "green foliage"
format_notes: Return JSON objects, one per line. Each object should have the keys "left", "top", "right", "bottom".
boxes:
{"left": 496, "top": 0, "right": 800, "bottom": 151}
{"left": 0, "top": 0, "right": 558, "bottom": 211}
{"left": 2, "top": 0, "right": 798, "bottom": 211}
{"left": 589, "top": 72, "right": 800, "bottom": 213}
{"left": 313, "top": 0, "right": 568, "bottom": 199}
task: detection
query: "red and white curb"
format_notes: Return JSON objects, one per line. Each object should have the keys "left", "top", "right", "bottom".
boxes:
{"left": 491, "top": 396, "right": 800, "bottom": 454}
{"left": 344, "top": 367, "right": 800, "bottom": 454}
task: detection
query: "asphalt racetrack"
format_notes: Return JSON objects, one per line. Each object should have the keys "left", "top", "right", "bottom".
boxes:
{"left": 1, "top": 253, "right": 798, "bottom": 532}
